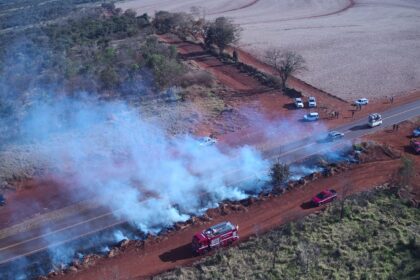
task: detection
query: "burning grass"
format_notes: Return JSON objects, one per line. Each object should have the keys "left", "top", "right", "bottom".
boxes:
{"left": 155, "top": 187, "right": 420, "bottom": 280}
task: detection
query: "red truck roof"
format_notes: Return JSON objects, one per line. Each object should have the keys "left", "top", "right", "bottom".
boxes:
{"left": 194, "top": 221, "right": 236, "bottom": 240}
{"left": 192, "top": 221, "right": 239, "bottom": 254}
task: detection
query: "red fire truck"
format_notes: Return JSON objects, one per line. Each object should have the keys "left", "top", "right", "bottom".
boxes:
{"left": 192, "top": 221, "right": 239, "bottom": 254}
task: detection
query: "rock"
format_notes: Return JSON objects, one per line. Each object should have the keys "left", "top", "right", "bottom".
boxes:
{"left": 67, "top": 266, "right": 78, "bottom": 273}
{"left": 47, "top": 271, "right": 58, "bottom": 278}
{"left": 200, "top": 214, "right": 212, "bottom": 222}
{"left": 82, "top": 254, "right": 100, "bottom": 267}
{"left": 174, "top": 222, "right": 189, "bottom": 231}
{"left": 220, "top": 203, "right": 230, "bottom": 215}
{"left": 230, "top": 204, "right": 247, "bottom": 212}
{"left": 119, "top": 239, "right": 130, "bottom": 248}
{"left": 107, "top": 248, "right": 119, "bottom": 258}
{"left": 298, "top": 178, "right": 307, "bottom": 186}
{"left": 308, "top": 172, "right": 321, "bottom": 181}
{"left": 135, "top": 240, "right": 145, "bottom": 248}
{"left": 240, "top": 196, "right": 257, "bottom": 207}
{"left": 190, "top": 216, "right": 200, "bottom": 225}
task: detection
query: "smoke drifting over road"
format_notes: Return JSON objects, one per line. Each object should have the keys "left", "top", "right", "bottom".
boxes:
{"left": 16, "top": 94, "right": 269, "bottom": 233}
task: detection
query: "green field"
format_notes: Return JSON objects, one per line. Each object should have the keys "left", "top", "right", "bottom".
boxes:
{"left": 157, "top": 188, "right": 420, "bottom": 280}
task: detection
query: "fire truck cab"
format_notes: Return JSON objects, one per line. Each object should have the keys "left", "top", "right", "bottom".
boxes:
{"left": 368, "top": 113, "right": 382, "bottom": 128}
{"left": 192, "top": 221, "right": 239, "bottom": 254}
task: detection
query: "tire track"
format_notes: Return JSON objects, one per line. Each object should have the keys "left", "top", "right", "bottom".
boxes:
{"left": 241, "top": 0, "right": 355, "bottom": 26}
{"left": 208, "top": 0, "right": 260, "bottom": 15}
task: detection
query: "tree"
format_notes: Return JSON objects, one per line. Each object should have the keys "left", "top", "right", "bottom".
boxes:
{"left": 204, "top": 17, "right": 241, "bottom": 55}
{"left": 270, "top": 160, "right": 290, "bottom": 190}
{"left": 340, "top": 184, "right": 351, "bottom": 220}
{"left": 397, "top": 156, "right": 414, "bottom": 188}
{"left": 264, "top": 49, "right": 306, "bottom": 91}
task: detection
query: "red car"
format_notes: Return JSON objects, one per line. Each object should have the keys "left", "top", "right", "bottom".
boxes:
{"left": 312, "top": 189, "right": 337, "bottom": 206}
{"left": 192, "top": 221, "right": 239, "bottom": 255}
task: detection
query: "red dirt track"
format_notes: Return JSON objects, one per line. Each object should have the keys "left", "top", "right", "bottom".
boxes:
{"left": 57, "top": 158, "right": 404, "bottom": 280}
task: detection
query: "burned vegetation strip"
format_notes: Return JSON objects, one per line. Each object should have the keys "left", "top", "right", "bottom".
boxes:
{"left": 156, "top": 188, "right": 420, "bottom": 280}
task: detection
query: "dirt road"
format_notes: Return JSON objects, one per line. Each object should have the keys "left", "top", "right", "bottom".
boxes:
{"left": 56, "top": 159, "right": 404, "bottom": 280}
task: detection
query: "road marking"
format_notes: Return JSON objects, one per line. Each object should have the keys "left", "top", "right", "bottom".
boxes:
{"left": 382, "top": 105, "right": 420, "bottom": 121}
{"left": 0, "top": 219, "right": 125, "bottom": 265}
{"left": 1, "top": 102, "right": 419, "bottom": 264}
{"left": 0, "top": 210, "right": 120, "bottom": 252}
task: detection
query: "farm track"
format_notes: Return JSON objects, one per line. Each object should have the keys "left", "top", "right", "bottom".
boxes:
{"left": 240, "top": 0, "right": 355, "bottom": 26}
{"left": 208, "top": 0, "right": 260, "bottom": 15}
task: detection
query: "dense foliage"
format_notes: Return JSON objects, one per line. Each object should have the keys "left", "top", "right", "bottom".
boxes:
{"left": 0, "top": 0, "right": 104, "bottom": 30}
{"left": 0, "top": 3, "right": 186, "bottom": 97}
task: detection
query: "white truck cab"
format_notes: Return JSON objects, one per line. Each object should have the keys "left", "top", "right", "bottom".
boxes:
{"left": 368, "top": 113, "right": 382, "bottom": 127}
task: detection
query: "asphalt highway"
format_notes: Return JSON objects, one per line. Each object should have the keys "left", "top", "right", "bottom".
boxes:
{"left": 0, "top": 99, "right": 419, "bottom": 266}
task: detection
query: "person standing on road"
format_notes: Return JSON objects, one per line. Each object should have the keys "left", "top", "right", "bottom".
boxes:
{"left": 232, "top": 49, "right": 239, "bottom": 63}
{"left": 391, "top": 96, "right": 394, "bottom": 104}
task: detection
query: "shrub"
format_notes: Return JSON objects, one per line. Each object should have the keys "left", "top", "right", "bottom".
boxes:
{"left": 179, "top": 71, "right": 213, "bottom": 88}
{"left": 270, "top": 161, "right": 290, "bottom": 190}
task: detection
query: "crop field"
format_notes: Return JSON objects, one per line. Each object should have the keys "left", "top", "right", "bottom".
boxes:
{"left": 118, "top": 0, "right": 420, "bottom": 101}
{"left": 156, "top": 188, "right": 420, "bottom": 280}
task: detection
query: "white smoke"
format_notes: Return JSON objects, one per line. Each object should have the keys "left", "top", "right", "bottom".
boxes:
{"left": 17, "top": 94, "right": 269, "bottom": 234}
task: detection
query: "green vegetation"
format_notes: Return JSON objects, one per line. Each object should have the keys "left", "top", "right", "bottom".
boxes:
{"left": 204, "top": 17, "right": 241, "bottom": 55}
{"left": 151, "top": 11, "right": 241, "bottom": 55}
{"left": 397, "top": 157, "right": 415, "bottom": 188}
{"left": 157, "top": 189, "right": 420, "bottom": 280}
{"left": 0, "top": 0, "right": 105, "bottom": 30}
{"left": 0, "top": 3, "right": 187, "bottom": 96}
{"left": 270, "top": 161, "right": 290, "bottom": 190}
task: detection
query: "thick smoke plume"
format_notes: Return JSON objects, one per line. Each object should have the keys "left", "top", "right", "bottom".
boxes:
{"left": 15, "top": 94, "right": 269, "bottom": 233}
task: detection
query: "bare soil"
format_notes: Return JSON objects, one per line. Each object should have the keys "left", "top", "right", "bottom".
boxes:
{"left": 118, "top": 0, "right": 420, "bottom": 100}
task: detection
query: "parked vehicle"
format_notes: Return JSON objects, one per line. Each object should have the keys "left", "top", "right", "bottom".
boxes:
{"left": 354, "top": 98, "right": 369, "bottom": 106}
{"left": 192, "top": 221, "right": 239, "bottom": 254}
{"left": 412, "top": 127, "right": 420, "bottom": 138}
{"left": 326, "top": 131, "right": 344, "bottom": 141}
{"left": 312, "top": 189, "right": 337, "bottom": 206}
{"left": 410, "top": 139, "right": 420, "bottom": 154}
{"left": 294, "top": 97, "right": 304, "bottom": 108}
{"left": 304, "top": 112, "right": 319, "bottom": 121}
{"left": 0, "top": 195, "right": 5, "bottom": 206}
{"left": 308, "top": 96, "right": 317, "bottom": 108}
{"left": 368, "top": 113, "right": 382, "bottom": 128}
{"left": 199, "top": 136, "right": 218, "bottom": 146}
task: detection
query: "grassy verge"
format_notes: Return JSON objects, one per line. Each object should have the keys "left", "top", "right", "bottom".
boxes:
{"left": 156, "top": 188, "right": 420, "bottom": 280}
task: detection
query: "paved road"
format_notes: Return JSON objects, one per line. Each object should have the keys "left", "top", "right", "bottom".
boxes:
{"left": 264, "top": 99, "right": 420, "bottom": 162}
{"left": 0, "top": 100, "right": 419, "bottom": 266}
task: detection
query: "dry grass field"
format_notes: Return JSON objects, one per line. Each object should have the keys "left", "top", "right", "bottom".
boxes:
{"left": 118, "top": 0, "right": 420, "bottom": 101}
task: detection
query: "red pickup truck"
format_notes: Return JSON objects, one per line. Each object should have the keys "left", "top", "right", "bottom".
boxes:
{"left": 312, "top": 189, "right": 337, "bottom": 206}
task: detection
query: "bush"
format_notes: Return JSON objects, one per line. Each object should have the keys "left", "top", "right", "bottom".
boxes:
{"left": 179, "top": 71, "right": 213, "bottom": 88}
{"left": 270, "top": 161, "right": 290, "bottom": 189}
